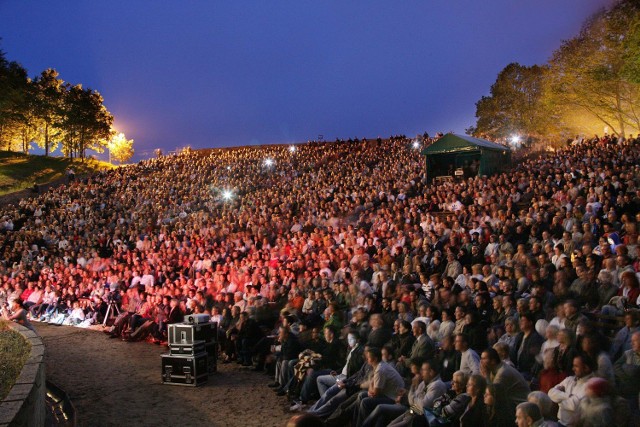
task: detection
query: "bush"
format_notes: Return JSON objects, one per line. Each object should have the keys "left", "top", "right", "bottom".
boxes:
{"left": 0, "top": 320, "right": 31, "bottom": 400}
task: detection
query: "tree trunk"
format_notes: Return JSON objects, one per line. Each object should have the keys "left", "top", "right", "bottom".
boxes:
{"left": 44, "top": 122, "right": 50, "bottom": 156}
{"left": 616, "top": 84, "right": 626, "bottom": 138}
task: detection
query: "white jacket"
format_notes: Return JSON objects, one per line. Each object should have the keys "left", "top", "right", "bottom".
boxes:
{"left": 548, "top": 373, "right": 594, "bottom": 427}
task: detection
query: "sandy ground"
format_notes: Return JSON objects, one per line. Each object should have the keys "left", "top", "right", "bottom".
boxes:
{"left": 34, "top": 323, "right": 291, "bottom": 427}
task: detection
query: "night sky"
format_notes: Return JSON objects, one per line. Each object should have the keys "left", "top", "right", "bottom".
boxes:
{"left": 0, "top": 1, "right": 612, "bottom": 160}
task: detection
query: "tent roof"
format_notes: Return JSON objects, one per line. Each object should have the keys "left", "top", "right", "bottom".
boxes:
{"left": 421, "top": 133, "right": 511, "bottom": 155}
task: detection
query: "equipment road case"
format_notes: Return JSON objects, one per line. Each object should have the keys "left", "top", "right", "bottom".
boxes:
{"left": 161, "top": 352, "right": 208, "bottom": 386}
{"left": 168, "top": 322, "right": 218, "bottom": 345}
{"left": 169, "top": 339, "right": 206, "bottom": 356}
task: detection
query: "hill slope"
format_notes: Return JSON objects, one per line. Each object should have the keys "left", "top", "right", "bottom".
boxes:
{"left": 0, "top": 151, "right": 114, "bottom": 196}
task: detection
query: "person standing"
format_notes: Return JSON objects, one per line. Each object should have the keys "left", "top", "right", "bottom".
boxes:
{"left": 548, "top": 354, "right": 595, "bottom": 427}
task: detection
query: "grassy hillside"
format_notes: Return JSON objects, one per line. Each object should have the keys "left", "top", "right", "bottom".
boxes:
{"left": 0, "top": 151, "right": 115, "bottom": 196}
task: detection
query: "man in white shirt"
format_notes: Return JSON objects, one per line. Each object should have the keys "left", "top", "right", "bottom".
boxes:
{"left": 548, "top": 353, "right": 595, "bottom": 427}
{"left": 455, "top": 333, "right": 480, "bottom": 376}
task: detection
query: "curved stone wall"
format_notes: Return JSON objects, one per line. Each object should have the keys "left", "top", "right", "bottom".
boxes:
{"left": 0, "top": 324, "right": 46, "bottom": 427}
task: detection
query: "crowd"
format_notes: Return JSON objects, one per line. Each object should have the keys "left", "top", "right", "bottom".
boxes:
{"left": 1, "top": 132, "right": 640, "bottom": 426}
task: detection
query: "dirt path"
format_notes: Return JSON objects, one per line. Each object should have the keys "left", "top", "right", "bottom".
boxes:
{"left": 34, "top": 323, "right": 290, "bottom": 427}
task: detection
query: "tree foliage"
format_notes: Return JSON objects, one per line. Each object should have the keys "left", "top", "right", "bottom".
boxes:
{"left": 108, "top": 132, "right": 135, "bottom": 163}
{"left": 470, "top": 63, "right": 551, "bottom": 141}
{"left": 0, "top": 46, "right": 120, "bottom": 159}
{"left": 470, "top": 0, "right": 640, "bottom": 141}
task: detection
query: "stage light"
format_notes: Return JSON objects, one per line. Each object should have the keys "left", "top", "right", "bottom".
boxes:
{"left": 264, "top": 158, "right": 274, "bottom": 167}
{"left": 289, "top": 145, "right": 296, "bottom": 153}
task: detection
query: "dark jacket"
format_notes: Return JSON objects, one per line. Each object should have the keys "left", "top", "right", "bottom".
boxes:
{"left": 390, "top": 331, "right": 415, "bottom": 360}
{"left": 281, "top": 333, "right": 302, "bottom": 360}
{"left": 345, "top": 344, "right": 365, "bottom": 377}
{"left": 319, "top": 338, "right": 346, "bottom": 370}
{"left": 366, "top": 327, "right": 393, "bottom": 349}
{"left": 435, "top": 348, "right": 459, "bottom": 382}
{"left": 462, "top": 321, "right": 488, "bottom": 353}
{"left": 510, "top": 330, "right": 544, "bottom": 377}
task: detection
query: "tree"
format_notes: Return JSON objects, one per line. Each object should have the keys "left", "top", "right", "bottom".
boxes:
{"left": 60, "top": 84, "right": 113, "bottom": 160}
{"left": 32, "top": 68, "right": 64, "bottom": 156}
{"left": 108, "top": 132, "right": 134, "bottom": 163}
{"left": 0, "top": 50, "right": 30, "bottom": 151}
{"left": 545, "top": 1, "right": 640, "bottom": 137}
{"left": 470, "top": 63, "right": 552, "bottom": 141}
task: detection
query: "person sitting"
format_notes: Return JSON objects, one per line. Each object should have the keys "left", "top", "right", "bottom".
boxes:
{"left": 455, "top": 333, "right": 480, "bottom": 376}
{"left": 397, "top": 321, "right": 435, "bottom": 377}
{"left": 352, "top": 346, "right": 405, "bottom": 427}
{"left": 236, "top": 311, "right": 262, "bottom": 366}
{"left": 515, "top": 402, "right": 545, "bottom": 427}
{"left": 459, "top": 374, "right": 487, "bottom": 427}
{"left": 511, "top": 313, "right": 544, "bottom": 380}
{"left": 480, "top": 348, "right": 530, "bottom": 421}
{"left": 420, "top": 370, "right": 471, "bottom": 427}
{"left": 527, "top": 391, "right": 559, "bottom": 426}
{"left": 483, "top": 383, "right": 512, "bottom": 427}
{"left": 381, "top": 359, "right": 448, "bottom": 427}
{"left": 286, "top": 326, "right": 345, "bottom": 403}
{"left": 579, "top": 333, "right": 614, "bottom": 384}
{"left": 306, "top": 346, "right": 374, "bottom": 420}
{"left": 63, "top": 300, "right": 86, "bottom": 326}
{"left": 613, "top": 330, "right": 640, "bottom": 420}
{"left": 1, "top": 298, "right": 35, "bottom": 331}
{"left": 269, "top": 325, "right": 302, "bottom": 391}
{"left": 366, "top": 314, "right": 393, "bottom": 349}
{"left": 574, "top": 377, "right": 631, "bottom": 427}
{"left": 436, "top": 334, "right": 459, "bottom": 382}
{"left": 389, "top": 320, "right": 415, "bottom": 363}
{"left": 538, "top": 348, "right": 566, "bottom": 393}
{"left": 292, "top": 330, "right": 362, "bottom": 411}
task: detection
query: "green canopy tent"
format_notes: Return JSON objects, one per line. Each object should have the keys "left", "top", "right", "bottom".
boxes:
{"left": 421, "top": 133, "right": 511, "bottom": 181}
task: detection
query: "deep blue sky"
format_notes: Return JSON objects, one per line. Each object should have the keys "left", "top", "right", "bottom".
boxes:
{"left": 0, "top": 1, "right": 612, "bottom": 160}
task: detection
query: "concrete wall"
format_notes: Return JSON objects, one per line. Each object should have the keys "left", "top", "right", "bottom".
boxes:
{"left": 0, "top": 324, "right": 46, "bottom": 427}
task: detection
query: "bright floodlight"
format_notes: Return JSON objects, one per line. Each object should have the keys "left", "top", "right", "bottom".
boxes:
{"left": 412, "top": 141, "right": 420, "bottom": 149}
{"left": 289, "top": 145, "right": 296, "bottom": 153}
{"left": 222, "top": 190, "right": 233, "bottom": 200}
{"left": 510, "top": 135, "right": 521, "bottom": 145}
{"left": 264, "top": 158, "right": 274, "bottom": 167}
